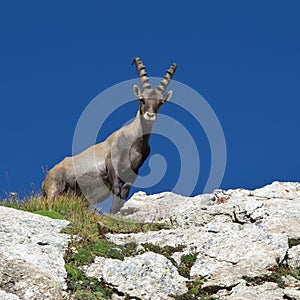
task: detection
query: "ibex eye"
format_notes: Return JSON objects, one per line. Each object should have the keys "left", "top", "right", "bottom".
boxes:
{"left": 139, "top": 98, "right": 145, "bottom": 104}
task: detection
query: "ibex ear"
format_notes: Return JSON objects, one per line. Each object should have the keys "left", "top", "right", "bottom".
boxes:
{"left": 133, "top": 84, "right": 141, "bottom": 99}
{"left": 163, "top": 90, "right": 173, "bottom": 103}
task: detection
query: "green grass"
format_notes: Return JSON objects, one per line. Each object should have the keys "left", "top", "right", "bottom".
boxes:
{"left": 33, "top": 210, "right": 65, "bottom": 219}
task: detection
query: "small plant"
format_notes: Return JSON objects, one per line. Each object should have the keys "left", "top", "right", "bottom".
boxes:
{"left": 243, "top": 265, "right": 300, "bottom": 288}
{"left": 270, "top": 265, "right": 300, "bottom": 282}
{"left": 171, "top": 277, "right": 216, "bottom": 300}
{"left": 288, "top": 238, "right": 300, "bottom": 248}
{"left": 141, "top": 243, "right": 186, "bottom": 264}
{"left": 178, "top": 252, "right": 198, "bottom": 278}
{"left": 65, "top": 261, "right": 114, "bottom": 299}
{"left": 243, "top": 275, "right": 267, "bottom": 286}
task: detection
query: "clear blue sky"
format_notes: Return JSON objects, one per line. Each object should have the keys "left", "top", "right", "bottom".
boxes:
{"left": 1, "top": 1, "right": 299, "bottom": 203}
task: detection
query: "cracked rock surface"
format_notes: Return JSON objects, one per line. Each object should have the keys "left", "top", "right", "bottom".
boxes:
{"left": 85, "top": 252, "right": 187, "bottom": 300}
{"left": 1, "top": 182, "right": 299, "bottom": 300}
{"left": 95, "top": 181, "right": 300, "bottom": 299}
{"left": 0, "top": 206, "right": 70, "bottom": 300}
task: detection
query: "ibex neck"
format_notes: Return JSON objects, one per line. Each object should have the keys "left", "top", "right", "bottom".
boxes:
{"left": 131, "top": 110, "right": 154, "bottom": 145}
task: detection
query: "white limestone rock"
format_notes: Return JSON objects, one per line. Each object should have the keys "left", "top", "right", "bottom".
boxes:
{"left": 120, "top": 191, "right": 215, "bottom": 228}
{"left": 284, "top": 288, "right": 300, "bottom": 300}
{"left": 250, "top": 181, "right": 300, "bottom": 199}
{"left": 3, "top": 182, "right": 298, "bottom": 300}
{"left": 85, "top": 251, "right": 188, "bottom": 300}
{"left": 287, "top": 245, "right": 300, "bottom": 268}
{"left": 217, "top": 281, "right": 285, "bottom": 300}
{"left": 282, "top": 275, "right": 300, "bottom": 288}
{"left": 112, "top": 181, "right": 300, "bottom": 296}
{"left": 0, "top": 290, "right": 20, "bottom": 300}
{"left": 0, "top": 206, "right": 70, "bottom": 300}
{"left": 0, "top": 258, "right": 63, "bottom": 300}
{"left": 219, "top": 279, "right": 300, "bottom": 300}
{"left": 107, "top": 224, "right": 288, "bottom": 289}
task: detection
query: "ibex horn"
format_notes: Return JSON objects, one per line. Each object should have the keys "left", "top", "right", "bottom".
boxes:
{"left": 132, "top": 57, "right": 151, "bottom": 90}
{"left": 157, "top": 63, "right": 177, "bottom": 92}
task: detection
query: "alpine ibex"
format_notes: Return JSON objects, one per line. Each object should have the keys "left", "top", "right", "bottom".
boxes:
{"left": 42, "top": 57, "right": 177, "bottom": 213}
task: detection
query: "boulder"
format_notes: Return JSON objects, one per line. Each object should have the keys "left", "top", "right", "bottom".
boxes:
{"left": 85, "top": 252, "right": 187, "bottom": 299}
{"left": 0, "top": 206, "right": 70, "bottom": 300}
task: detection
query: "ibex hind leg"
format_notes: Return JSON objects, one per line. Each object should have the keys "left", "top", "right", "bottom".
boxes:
{"left": 47, "top": 180, "right": 67, "bottom": 198}
{"left": 42, "top": 170, "right": 67, "bottom": 199}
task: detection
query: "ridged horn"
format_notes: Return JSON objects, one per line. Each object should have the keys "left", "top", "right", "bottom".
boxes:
{"left": 132, "top": 57, "right": 151, "bottom": 90}
{"left": 156, "top": 63, "right": 177, "bottom": 92}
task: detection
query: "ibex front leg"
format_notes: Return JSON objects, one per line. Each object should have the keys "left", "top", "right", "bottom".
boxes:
{"left": 118, "top": 182, "right": 132, "bottom": 211}
{"left": 110, "top": 177, "right": 121, "bottom": 214}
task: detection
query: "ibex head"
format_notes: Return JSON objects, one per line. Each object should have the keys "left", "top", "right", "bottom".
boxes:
{"left": 132, "top": 57, "right": 177, "bottom": 122}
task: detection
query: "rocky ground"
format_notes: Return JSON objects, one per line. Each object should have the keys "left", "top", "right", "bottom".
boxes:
{"left": 0, "top": 207, "right": 70, "bottom": 300}
{"left": 0, "top": 181, "right": 299, "bottom": 299}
